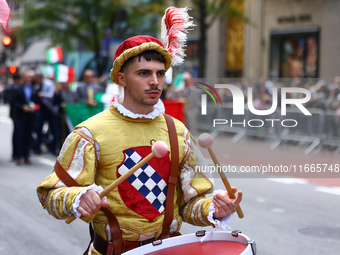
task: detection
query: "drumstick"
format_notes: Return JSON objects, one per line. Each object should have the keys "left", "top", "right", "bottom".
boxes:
{"left": 65, "top": 140, "right": 169, "bottom": 224}
{"left": 198, "top": 133, "right": 244, "bottom": 219}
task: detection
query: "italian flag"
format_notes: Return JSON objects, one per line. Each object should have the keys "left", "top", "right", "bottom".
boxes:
{"left": 40, "top": 65, "right": 55, "bottom": 79}
{"left": 95, "top": 92, "right": 116, "bottom": 105}
{"left": 46, "top": 46, "right": 63, "bottom": 64}
{"left": 54, "top": 64, "right": 75, "bottom": 83}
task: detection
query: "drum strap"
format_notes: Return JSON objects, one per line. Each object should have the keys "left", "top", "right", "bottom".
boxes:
{"left": 53, "top": 113, "right": 179, "bottom": 255}
{"left": 54, "top": 160, "right": 123, "bottom": 255}
{"left": 161, "top": 114, "right": 179, "bottom": 239}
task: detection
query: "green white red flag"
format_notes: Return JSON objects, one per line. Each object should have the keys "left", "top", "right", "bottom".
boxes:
{"left": 0, "top": 0, "right": 11, "bottom": 30}
{"left": 46, "top": 46, "right": 63, "bottom": 64}
{"left": 54, "top": 64, "right": 75, "bottom": 83}
{"left": 40, "top": 65, "right": 54, "bottom": 79}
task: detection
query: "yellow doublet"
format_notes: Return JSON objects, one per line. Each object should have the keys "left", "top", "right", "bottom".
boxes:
{"left": 37, "top": 104, "right": 214, "bottom": 253}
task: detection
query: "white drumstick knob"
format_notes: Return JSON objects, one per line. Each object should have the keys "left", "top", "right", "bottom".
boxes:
{"left": 198, "top": 133, "right": 213, "bottom": 148}
{"left": 152, "top": 141, "right": 169, "bottom": 158}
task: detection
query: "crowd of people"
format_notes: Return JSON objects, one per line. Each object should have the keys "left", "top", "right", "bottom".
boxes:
{"left": 218, "top": 76, "right": 340, "bottom": 114}
{"left": 1, "top": 69, "right": 106, "bottom": 165}
{"left": 2, "top": 68, "right": 340, "bottom": 166}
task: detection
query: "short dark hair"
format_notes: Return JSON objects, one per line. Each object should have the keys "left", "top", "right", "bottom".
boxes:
{"left": 120, "top": 50, "right": 166, "bottom": 73}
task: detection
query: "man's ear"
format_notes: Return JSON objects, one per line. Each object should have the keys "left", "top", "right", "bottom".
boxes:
{"left": 116, "top": 72, "right": 126, "bottom": 87}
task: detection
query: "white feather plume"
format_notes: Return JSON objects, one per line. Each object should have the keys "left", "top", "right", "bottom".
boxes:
{"left": 161, "top": 6, "right": 195, "bottom": 66}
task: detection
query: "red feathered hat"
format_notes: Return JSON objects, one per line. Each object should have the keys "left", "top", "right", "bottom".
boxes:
{"left": 110, "top": 7, "right": 194, "bottom": 85}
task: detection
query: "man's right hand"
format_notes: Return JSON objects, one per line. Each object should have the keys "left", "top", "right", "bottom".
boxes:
{"left": 77, "top": 189, "right": 109, "bottom": 218}
{"left": 86, "top": 99, "right": 97, "bottom": 107}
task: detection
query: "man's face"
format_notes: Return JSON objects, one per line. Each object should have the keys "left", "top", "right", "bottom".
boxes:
{"left": 117, "top": 57, "right": 166, "bottom": 113}
{"left": 22, "top": 72, "right": 33, "bottom": 85}
{"left": 83, "top": 70, "right": 95, "bottom": 84}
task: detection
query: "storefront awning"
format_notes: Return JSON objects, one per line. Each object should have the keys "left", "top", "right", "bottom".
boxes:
{"left": 21, "top": 40, "right": 50, "bottom": 64}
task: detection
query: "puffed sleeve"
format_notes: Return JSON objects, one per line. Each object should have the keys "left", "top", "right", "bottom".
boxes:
{"left": 178, "top": 130, "right": 215, "bottom": 227}
{"left": 36, "top": 127, "right": 98, "bottom": 221}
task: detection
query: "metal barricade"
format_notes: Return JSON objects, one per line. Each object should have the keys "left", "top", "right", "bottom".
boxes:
{"left": 196, "top": 103, "right": 248, "bottom": 141}
{"left": 275, "top": 108, "right": 324, "bottom": 154}
{"left": 195, "top": 101, "right": 339, "bottom": 154}
{"left": 196, "top": 102, "right": 219, "bottom": 131}
{"left": 241, "top": 107, "right": 281, "bottom": 144}
{"left": 215, "top": 103, "right": 246, "bottom": 138}
{"left": 321, "top": 110, "right": 340, "bottom": 153}
{"left": 194, "top": 78, "right": 339, "bottom": 154}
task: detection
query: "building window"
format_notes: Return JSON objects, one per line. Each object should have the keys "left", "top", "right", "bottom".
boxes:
{"left": 269, "top": 29, "right": 319, "bottom": 78}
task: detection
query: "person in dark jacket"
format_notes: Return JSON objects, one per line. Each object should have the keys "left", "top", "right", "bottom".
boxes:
{"left": 3, "top": 74, "right": 22, "bottom": 161}
{"left": 33, "top": 74, "right": 63, "bottom": 155}
{"left": 11, "top": 71, "right": 40, "bottom": 165}
{"left": 76, "top": 69, "right": 105, "bottom": 107}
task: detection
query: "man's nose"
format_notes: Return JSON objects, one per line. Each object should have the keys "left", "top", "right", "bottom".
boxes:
{"left": 149, "top": 73, "right": 159, "bottom": 86}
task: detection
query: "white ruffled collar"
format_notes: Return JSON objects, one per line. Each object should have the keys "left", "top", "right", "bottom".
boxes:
{"left": 113, "top": 94, "right": 165, "bottom": 119}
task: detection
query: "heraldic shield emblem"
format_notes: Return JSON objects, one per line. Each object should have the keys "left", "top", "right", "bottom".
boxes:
{"left": 117, "top": 146, "right": 171, "bottom": 222}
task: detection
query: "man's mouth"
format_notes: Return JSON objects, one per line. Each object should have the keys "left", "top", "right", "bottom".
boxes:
{"left": 146, "top": 90, "right": 160, "bottom": 97}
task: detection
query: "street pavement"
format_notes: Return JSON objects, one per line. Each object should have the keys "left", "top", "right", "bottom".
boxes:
{"left": 0, "top": 104, "right": 339, "bottom": 255}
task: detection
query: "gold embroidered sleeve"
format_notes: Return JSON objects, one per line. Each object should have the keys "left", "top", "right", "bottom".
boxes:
{"left": 36, "top": 129, "right": 98, "bottom": 221}
{"left": 181, "top": 196, "right": 213, "bottom": 227}
{"left": 178, "top": 133, "right": 214, "bottom": 226}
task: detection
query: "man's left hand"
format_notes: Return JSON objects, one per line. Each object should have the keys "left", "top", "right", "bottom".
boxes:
{"left": 212, "top": 187, "right": 242, "bottom": 218}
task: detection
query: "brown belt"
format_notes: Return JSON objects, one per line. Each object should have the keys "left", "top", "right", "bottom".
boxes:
{"left": 93, "top": 231, "right": 181, "bottom": 255}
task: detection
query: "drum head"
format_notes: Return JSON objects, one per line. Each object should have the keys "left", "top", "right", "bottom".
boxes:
{"left": 147, "top": 240, "right": 247, "bottom": 255}
{"left": 123, "top": 231, "right": 254, "bottom": 255}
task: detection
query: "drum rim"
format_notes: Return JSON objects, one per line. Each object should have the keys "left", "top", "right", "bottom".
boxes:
{"left": 122, "top": 231, "right": 253, "bottom": 255}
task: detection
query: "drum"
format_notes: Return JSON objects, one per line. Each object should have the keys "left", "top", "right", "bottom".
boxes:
{"left": 123, "top": 230, "right": 256, "bottom": 255}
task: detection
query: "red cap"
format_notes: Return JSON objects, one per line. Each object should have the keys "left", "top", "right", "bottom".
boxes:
{"left": 110, "top": 35, "right": 171, "bottom": 85}
{"left": 114, "top": 35, "right": 165, "bottom": 60}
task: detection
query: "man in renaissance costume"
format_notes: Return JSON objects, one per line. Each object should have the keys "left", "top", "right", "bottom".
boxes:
{"left": 37, "top": 7, "right": 242, "bottom": 255}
